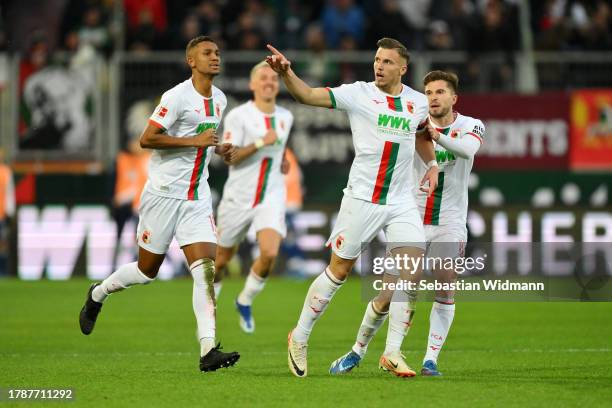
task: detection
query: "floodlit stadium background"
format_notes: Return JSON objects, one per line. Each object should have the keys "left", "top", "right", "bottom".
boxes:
{"left": 0, "top": 0, "right": 611, "bottom": 279}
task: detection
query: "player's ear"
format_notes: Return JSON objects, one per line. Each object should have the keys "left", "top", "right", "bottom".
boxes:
{"left": 400, "top": 64, "right": 407, "bottom": 76}
{"left": 452, "top": 93, "right": 458, "bottom": 105}
{"left": 186, "top": 52, "right": 195, "bottom": 69}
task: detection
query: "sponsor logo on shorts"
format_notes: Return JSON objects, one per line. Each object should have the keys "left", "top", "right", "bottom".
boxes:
{"left": 335, "top": 235, "right": 344, "bottom": 250}
{"left": 142, "top": 230, "right": 151, "bottom": 244}
{"left": 223, "top": 131, "right": 231, "bottom": 142}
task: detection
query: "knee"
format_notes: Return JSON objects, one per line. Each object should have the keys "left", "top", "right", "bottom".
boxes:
{"left": 435, "top": 290, "right": 454, "bottom": 303}
{"left": 137, "top": 263, "right": 160, "bottom": 279}
{"left": 259, "top": 247, "right": 279, "bottom": 265}
{"left": 327, "top": 264, "right": 350, "bottom": 281}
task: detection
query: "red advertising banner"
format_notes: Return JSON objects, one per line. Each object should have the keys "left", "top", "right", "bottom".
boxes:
{"left": 457, "top": 93, "right": 570, "bottom": 170}
{"left": 569, "top": 89, "right": 612, "bottom": 171}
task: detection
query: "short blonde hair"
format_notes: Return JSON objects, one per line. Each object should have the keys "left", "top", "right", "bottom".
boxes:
{"left": 250, "top": 60, "right": 272, "bottom": 80}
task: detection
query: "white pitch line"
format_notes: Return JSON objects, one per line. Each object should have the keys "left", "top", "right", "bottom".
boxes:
{"left": 1, "top": 348, "right": 610, "bottom": 358}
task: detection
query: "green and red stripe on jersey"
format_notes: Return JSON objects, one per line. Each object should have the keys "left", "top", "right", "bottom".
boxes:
{"left": 386, "top": 96, "right": 403, "bottom": 112}
{"left": 187, "top": 147, "right": 208, "bottom": 200}
{"left": 423, "top": 171, "right": 445, "bottom": 225}
{"left": 436, "top": 127, "right": 450, "bottom": 136}
{"left": 204, "top": 98, "right": 214, "bottom": 116}
{"left": 371, "top": 141, "right": 400, "bottom": 205}
{"left": 326, "top": 87, "right": 337, "bottom": 109}
{"left": 466, "top": 131, "right": 483, "bottom": 143}
{"left": 253, "top": 157, "right": 273, "bottom": 207}
{"left": 264, "top": 116, "right": 276, "bottom": 130}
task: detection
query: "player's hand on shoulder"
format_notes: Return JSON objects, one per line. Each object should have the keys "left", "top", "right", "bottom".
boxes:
{"left": 263, "top": 129, "right": 278, "bottom": 146}
{"left": 420, "top": 165, "right": 439, "bottom": 195}
{"left": 266, "top": 44, "right": 291, "bottom": 73}
{"left": 193, "top": 127, "right": 218, "bottom": 147}
{"left": 426, "top": 124, "right": 440, "bottom": 142}
{"left": 417, "top": 123, "right": 438, "bottom": 142}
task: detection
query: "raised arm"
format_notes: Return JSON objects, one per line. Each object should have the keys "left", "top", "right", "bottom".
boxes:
{"left": 140, "top": 122, "right": 218, "bottom": 150}
{"left": 265, "top": 44, "right": 333, "bottom": 108}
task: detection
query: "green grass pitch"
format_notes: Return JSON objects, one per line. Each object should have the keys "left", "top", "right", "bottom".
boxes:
{"left": 1, "top": 278, "right": 611, "bottom": 407}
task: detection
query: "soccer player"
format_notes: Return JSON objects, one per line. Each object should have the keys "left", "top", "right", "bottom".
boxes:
{"left": 214, "top": 61, "right": 294, "bottom": 333}
{"left": 78, "top": 36, "right": 241, "bottom": 372}
{"left": 329, "top": 70, "right": 485, "bottom": 377}
{"left": 266, "top": 38, "right": 440, "bottom": 378}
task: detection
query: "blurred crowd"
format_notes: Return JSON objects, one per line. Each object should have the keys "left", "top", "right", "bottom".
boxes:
{"left": 0, "top": 0, "right": 610, "bottom": 57}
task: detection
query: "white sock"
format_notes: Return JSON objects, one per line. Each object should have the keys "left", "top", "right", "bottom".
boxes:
{"left": 92, "top": 262, "right": 153, "bottom": 303}
{"left": 213, "top": 281, "right": 222, "bottom": 299}
{"left": 424, "top": 301, "right": 455, "bottom": 363}
{"left": 190, "top": 259, "right": 216, "bottom": 356}
{"left": 352, "top": 301, "right": 388, "bottom": 358}
{"left": 292, "top": 267, "right": 344, "bottom": 343}
{"left": 237, "top": 270, "right": 267, "bottom": 306}
{"left": 384, "top": 290, "right": 416, "bottom": 354}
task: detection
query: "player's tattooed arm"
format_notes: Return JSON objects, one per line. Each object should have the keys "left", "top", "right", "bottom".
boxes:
{"left": 265, "top": 44, "right": 333, "bottom": 108}
{"left": 225, "top": 129, "right": 277, "bottom": 165}
{"left": 140, "top": 123, "right": 218, "bottom": 149}
{"left": 416, "top": 124, "right": 439, "bottom": 195}
{"left": 416, "top": 124, "right": 437, "bottom": 164}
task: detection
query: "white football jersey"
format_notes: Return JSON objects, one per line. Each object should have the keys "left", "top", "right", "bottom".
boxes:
{"left": 414, "top": 112, "right": 485, "bottom": 226}
{"left": 328, "top": 81, "right": 428, "bottom": 205}
{"left": 221, "top": 101, "right": 294, "bottom": 207}
{"left": 146, "top": 78, "right": 227, "bottom": 201}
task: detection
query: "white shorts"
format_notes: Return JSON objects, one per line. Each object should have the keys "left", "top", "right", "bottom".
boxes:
{"left": 216, "top": 198, "right": 286, "bottom": 248}
{"left": 386, "top": 223, "right": 467, "bottom": 276}
{"left": 326, "top": 193, "right": 425, "bottom": 260}
{"left": 136, "top": 189, "right": 217, "bottom": 254}
{"left": 424, "top": 223, "right": 467, "bottom": 260}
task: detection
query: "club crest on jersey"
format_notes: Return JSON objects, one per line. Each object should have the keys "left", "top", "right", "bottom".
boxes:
{"left": 215, "top": 104, "right": 221, "bottom": 117}
{"left": 406, "top": 101, "right": 414, "bottom": 114}
{"left": 335, "top": 235, "right": 345, "bottom": 250}
{"left": 450, "top": 129, "right": 460, "bottom": 138}
{"left": 142, "top": 230, "right": 151, "bottom": 244}
{"left": 280, "top": 120, "right": 285, "bottom": 130}
{"left": 156, "top": 106, "right": 168, "bottom": 118}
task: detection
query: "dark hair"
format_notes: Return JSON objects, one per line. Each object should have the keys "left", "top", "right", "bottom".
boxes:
{"left": 376, "top": 37, "right": 410, "bottom": 64}
{"left": 186, "top": 35, "right": 216, "bottom": 57}
{"left": 423, "top": 70, "right": 459, "bottom": 93}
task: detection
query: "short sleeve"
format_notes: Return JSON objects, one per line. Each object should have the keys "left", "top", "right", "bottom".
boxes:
{"left": 216, "top": 92, "right": 228, "bottom": 120}
{"left": 222, "top": 108, "right": 245, "bottom": 146}
{"left": 327, "top": 82, "right": 359, "bottom": 111}
{"left": 149, "top": 90, "right": 181, "bottom": 131}
{"left": 465, "top": 119, "right": 485, "bottom": 144}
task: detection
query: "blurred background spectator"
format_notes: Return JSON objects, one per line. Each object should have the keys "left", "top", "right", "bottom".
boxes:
{"left": 0, "top": 148, "right": 15, "bottom": 276}
{"left": 320, "top": 0, "right": 365, "bottom": 49}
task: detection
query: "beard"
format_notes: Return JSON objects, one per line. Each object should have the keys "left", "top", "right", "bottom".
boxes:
{"left": 430, "top": 105, "right": 451, "bottom": 118}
